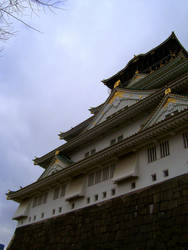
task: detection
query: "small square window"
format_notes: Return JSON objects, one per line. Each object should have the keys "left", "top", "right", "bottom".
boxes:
{"left": 118, "top": 135, "right": 123, "bottom": 142}
{"left": 87, "top": 197, "right": 90, "bottom": 204}
{"left": 91, "top": 149, "right": 96, "bottom": 155}
{"left": 111, "top": 189, "right": 116, "bottom": 196}
{"left": 163, "top": 169, "right": 169, "bottom": 177}
{"left": 59, "top": 207, "right": 62, "bottom": 213}
{"left": 151, "top": 174, "right": 157, "bottom": 182}
{"left": 131, "top": 182, "right": 136, "bottom": 189}
{"left": 110, "top": 139, "right": 116, "bottom": 146}
{"left": 85, "top": 152, "right": 90, "bottom": 158}
{"left": 95, "top": 194, "right": 98, "bottom": 201}
{"left": 52, "top": 209, "right": 55, "bottom": 215}
{"left": 103, "top": 192, "right": 107, "bottom": 198}
{"left": 41, "top": 212, "right": 44, "bottom": 218}
{"left": 71, "top": 203, "right": 75, "bottom": 209}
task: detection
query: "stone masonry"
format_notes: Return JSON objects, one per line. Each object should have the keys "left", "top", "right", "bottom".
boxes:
{"left": 8, "top": 174, "right": 188, "bottom": 250}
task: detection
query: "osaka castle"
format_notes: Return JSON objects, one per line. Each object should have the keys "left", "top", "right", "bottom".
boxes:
{"left": 7, "top": 32, "right": 188, "bottom": 229}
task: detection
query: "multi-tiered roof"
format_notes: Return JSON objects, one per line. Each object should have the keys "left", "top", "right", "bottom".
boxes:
{"left": 7, "top": 32, "right": 188, "bottom": 202}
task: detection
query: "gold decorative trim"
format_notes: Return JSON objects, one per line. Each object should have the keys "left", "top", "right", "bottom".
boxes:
{"left": 109, "top": 91, "right": 125, "bottom": 104}
{"left": 164, "top": 98, "right": 176, "bottom": 108}
{"left": 114, "top": 80, "right": 121, "bottom": 88}
{"left": 165, "top": 88, "right": 171, "bottom": 95}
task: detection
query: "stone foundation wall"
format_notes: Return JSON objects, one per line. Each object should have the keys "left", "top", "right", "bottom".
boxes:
{"left": 8, "top": 174, "right": 188, "bottom": 250}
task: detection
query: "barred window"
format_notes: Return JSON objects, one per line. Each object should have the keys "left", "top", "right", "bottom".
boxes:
{"left": 109, "top": 164, "right": 115, "bottom": 178}
{"left": 53, "top": 187, "right": 60, "bottom": 200}
{"left": 37, "top": 195, "right": 42, "bottom": 206}
{"left": 160, "top": 140, "right": 170, "bottom": 158}
{"left": 183, "top": 132, "right": 188, "bottom": 148}
{"left": 60, "top": 185, "right": 66, "bottom": 197}
{"left": 42, "top": 192, "right": 48, "bottom": 204}
{"left": 147, "top": 143, "right": 157, "bottom": 163}
{"left": 88, "top": 164, "right": 115, "bottom": 186}
{"left": 95, "top": 170, "right": 101, "bottom": 184}
{"left": 32, "top": 197, "right": 38, "bottom": 208}
{"left": 102, "top": 167, "right": 109, "bottom": 181}
{"left": 88, "top": 173, "right": 95, "bottom": 186}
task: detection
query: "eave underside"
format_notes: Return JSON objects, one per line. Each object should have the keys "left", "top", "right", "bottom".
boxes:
{"left": 8, "top": 108, "right": 188, "bottom": 202}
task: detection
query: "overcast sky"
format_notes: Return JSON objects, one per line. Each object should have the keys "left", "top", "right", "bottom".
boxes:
{"left": 0, "top": 0, "right": 188, "bottom": 246}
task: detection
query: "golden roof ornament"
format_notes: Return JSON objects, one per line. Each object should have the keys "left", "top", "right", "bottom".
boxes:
{"left": 113, "top": 79, "right": 121, "bottom": 88}
{"left": 55, "top": 150, "right": 60, "bottom": 155}
{"left": 165, "top": 88, "right": 171, "bottom": 95}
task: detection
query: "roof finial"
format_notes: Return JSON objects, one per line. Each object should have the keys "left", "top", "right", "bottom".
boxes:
{"left": 114, "top": 79, "right": 121, "bottom": 88}
{"left": 165, "top": 88, "right": 171, "bottom": 95}
{"left": 55, "top": 150, "right": 60, "bottom": 155}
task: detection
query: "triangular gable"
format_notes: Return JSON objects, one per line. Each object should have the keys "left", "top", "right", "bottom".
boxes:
{"left": 87, "top": 88, "right": 154, "bottom": 130}
{"left": 39, "top": 153, "right": 73, "bottom": 179}
{"left": 142, "top": 94, "right": 188, "bottom": 129}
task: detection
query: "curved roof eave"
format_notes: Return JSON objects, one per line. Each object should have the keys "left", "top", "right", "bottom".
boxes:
{"left": 102, "top": 32, "right": 188, "bottom": 87}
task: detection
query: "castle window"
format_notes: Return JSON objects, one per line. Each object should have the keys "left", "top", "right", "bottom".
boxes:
{"left": 53, "top": 187, "right": 60, "bottom": 200}
{"left": 131, "top": 182, "right": 136, "bottom": 189}
{"left": 147, "top": 143, "right": 157, "bottom": 163}
{"left": 183, "top": 132, "right": 188, "bottom": 148}
{"left": 28, "top": 216, "right": 31, "bottom": 222}
{"left": 95, "top": 170, "right": 102, "bottom": 184}
{"left": 52, "top": 209, "right": 55, "bottom": 215}
{"left": 71, "top": 203, "right": 75, "bottom": 209}
{"left": 110, "top": 139, "right": 116, "bottom": 146}
{"left": 85, "top": 152, "right": 89, "bottom": 158}
{"left": 95, "top": 194, "right": 98, "bottom": 201}
{"left": 87, "top": 197, "right": 90, "bottom": 204}
{"left": 33, "top": 215, "right": 36, "bottom": 221}
{"left": 88, "top": 173, "right": 95, "bottom": 186}
{"left": 41, "top": 212, "right": 44, "bottom": 218}
{"left": 42, "top": 192, "right": 48, "bottom": 204}
{"left": 111, "top": 189, "right": 116, "bottom": 196}
{"left": 118, "top": 135, "right": 123, "bottom": 142}
{"left": 102, "top": 167, "right": 109, "bottom": 181}
{"left": 60, "top": 185, "right": 66, "bottom": 197}
{"left": 37, "top": 195, "right": 42, "bottom": 206}
{"left": 109, "top": 164, "right": 115, "bottom": 178}
{"left": 163, "top": 169, "right": 169, "bottom": 177}
{"left": 59, "top": 207, "right": 62, "bottom": 213}
{"left": 160, "top": 140, "right": 169, "bottom": 158}
{"left": 32, "top": 197, "right": 38, "bottom": 208}
{"left": 88, "top": 164, "right": 115, "bottom": 187}
{"left": 103, "top": 192, "right": 107, "bottom": 198}
{"left": 151, "top": 173, "right": 157, "bottom": 182}
{"left": 91, "top": 148, "right": 96, "bottom": 155}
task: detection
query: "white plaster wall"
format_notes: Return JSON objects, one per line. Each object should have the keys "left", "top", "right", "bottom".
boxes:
{"left": 17, "top": 131, "right": 188, "bottom": 227}
{"left": 70, "top": 116, "right": 147, "bottom": 163}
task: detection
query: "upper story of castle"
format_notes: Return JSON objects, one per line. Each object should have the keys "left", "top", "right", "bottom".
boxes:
{"left": 6, "top": 32, "right": 188, "bottom": 227}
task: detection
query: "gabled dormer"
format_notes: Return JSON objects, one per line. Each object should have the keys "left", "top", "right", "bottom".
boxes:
{"left": 87, "top": 87, "right": 154, "bottom": 130}
{"left": 142, "top": 90, "right": 188, "bottom": 130}
{"left": 39, "top": 151, "right": 73, "bottom": 179}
